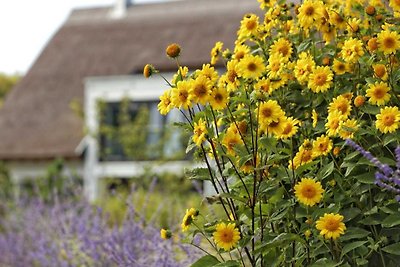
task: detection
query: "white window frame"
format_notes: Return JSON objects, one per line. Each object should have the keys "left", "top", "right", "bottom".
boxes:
{"left": 83, "top": 74, "right": 189, "bottom": 201}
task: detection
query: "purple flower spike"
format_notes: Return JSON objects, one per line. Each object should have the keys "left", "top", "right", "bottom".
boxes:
{"left": 346, "top": 138, "right": 400, "bottom": 202}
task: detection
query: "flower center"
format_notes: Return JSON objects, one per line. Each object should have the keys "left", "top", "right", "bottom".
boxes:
{"left": 221, "top": 230, "right": 233, "bottom": 242}
{"left": 305, "top": 6, "right": 315, "bottom": 16}
{"left": 214, "top": 93, "right": 223, "bottom": 102}
{"left": 194, "top": 84, "right": 207, "bottom": 97}
{"left": 383, "top": 37, "right": 395, "bottom": 49}
{"left": 278, "top": 45, "right": 289, "bottom": 57}
{"left": 314, "top": 73, "right": 327, "bottom": 86}
{"left": 246, "top": 20, "right": 257, "bottom": 31}
{"left": 301, "top": 185, "right": 316, "bottom": 198}
{"left": 228, "top": 70, "right": 237, "bottom": 82}
{"left": 247, "top": 62, "right": 257, "bottom": 72}
{"left": 179, "top": 91, "right": 188, "bottom": 101}
{"left": 383, "top": 114, "right": 395, "bottom": 126}
{"left": 262, "top": 107, "right": 272, "bottom": 117}
{"left": 373, "top": 88, "right": 385, "bottom": 99}
{"left": 325, "top": 218, "right": 340, "bottom": 231}
{"left": 337, "top": 103, "right": 348, "bottom": 114}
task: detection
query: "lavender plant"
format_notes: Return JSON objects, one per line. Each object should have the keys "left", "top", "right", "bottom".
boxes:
{"left": 0, "top": 188, "right": 202, "bottom": 267}
{"left": 345, "top": 139, "right": 400, "bottom": 202}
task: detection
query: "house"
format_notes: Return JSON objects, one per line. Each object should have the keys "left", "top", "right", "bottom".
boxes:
{"left": 0, "top": 0, "right": 259, "bottom": 201}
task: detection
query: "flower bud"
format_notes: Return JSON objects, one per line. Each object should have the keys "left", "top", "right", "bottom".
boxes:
{"left": 365, "top": 6, "right": 375, "bottom": 16}
{"left": 166, "top": 43, "right": 181, "bottom": 58}
{"left": 354, "top": 95, "right": 365, "bottom": 107}
{"left": 143, "top": 64, "right": 156, "bottom": 78}
{"left": 160, "top": 228, "right": 172, "bottom": 240}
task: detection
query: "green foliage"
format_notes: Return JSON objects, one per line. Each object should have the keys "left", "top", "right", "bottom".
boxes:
{"left": 0, "top": 72, "right": 20, "bottom": 106}
{"left": 148, "top": 0, "right": 400, "bottom": 265}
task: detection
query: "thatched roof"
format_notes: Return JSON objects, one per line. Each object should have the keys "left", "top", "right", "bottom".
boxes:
{"left": 0, "top": 0, "right": 259, "bottom": 160}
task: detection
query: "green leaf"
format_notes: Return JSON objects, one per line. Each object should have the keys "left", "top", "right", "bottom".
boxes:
{"left": 255, "top": 233, "right": 305, "bottom": 253}
{"left": 382, "top": 243, "right": 400, "bottom": 256}
{"left": 309, "top": 258, "right": 342, "bottom": 267}
{"left": 340, "top": 241, "right": 367, "bottom": 258}
{"left": 382, "top": 214, "right": 400, "bottom": 227}
{"left": 352, "top": 173, "right": 375, "bottom": 184}
{"left": 268, "top": 186, "right": 285, "bottom": 204}
{"left": 185, "top": 167, "right": 213, "bottom": 181}
{"left": 190, "top": 255, "right": 220, "bottom": 267}
{"left": 297, "top": 38, "right": 312, "bottom": 52}
{"left": 340, "top": 227, "right": 370, "bottom": 241}
{"left": 318, "top": 161, "right": 334, "bottom": 180}
{"left": 214, "top": 260, "right": 241, "bottom": 267}
{"left": 383, "top": 134, "right": 399, "bottom": 146}
{"left": 341, "top": 207, "right": 361, "bottom": 222}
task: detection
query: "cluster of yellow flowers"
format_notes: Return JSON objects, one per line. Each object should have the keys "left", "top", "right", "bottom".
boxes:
{"left": 148, "top": 0, "right": 400, "bottom": 260}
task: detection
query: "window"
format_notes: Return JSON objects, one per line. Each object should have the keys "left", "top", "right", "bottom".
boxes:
{"left": 98, "top": 99, "right": 188, "bottom": 161}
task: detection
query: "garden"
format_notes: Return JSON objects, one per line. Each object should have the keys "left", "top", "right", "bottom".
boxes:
{"left": 1, "top": 0, "right": 400, "bottom": 266}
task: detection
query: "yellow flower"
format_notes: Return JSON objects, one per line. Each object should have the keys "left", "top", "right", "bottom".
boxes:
{"left": 339, "top": 118, "right": 359, "bottom": 139}
{"left": 222, "top": 129, "right": 242, "bottom": 156}
{"left": 291, "top": 141, "right": 314, "bottom": 169}
{"left": 389, "top": 0, "right": 400, "bottom": 12}
{"left": 332, "top": 59, "right": 348, "bottom": 75}
{"left": 279, "top": 117, "right": 300, "bottom": 139}
{"left": 233, "top": 44, "right": 250, "bottom": 61}
{"left": 171, "top": 66, "right": 189, "bottom": 85}
{"left": 258, "top": 0, "right": 276, "bottom": 9}
{"left": 211, "top": 41, "right": 223, "bottom": 65}
{"left": 366, "top": 82, "right": 391, "bottom": 106}
{"left": 377, "top": 30, "right": 400, "bottom": 55}
{"left": 171, "top": 81, "right": 192, "bottom": 109}
{"left": 308, "top": 66, "right": 333, "bottom": 93}
{"left": 329, "top": 11, "right": 346, "bottom": 30}
{"left": 266, "top": 54, "right": 285, "bottom": 79}
{"left": 325, "top": 111, "right": 345, "bottom": 137}
{"left": 294, "top": 178, "right": 324, "bottom": 206}
{"left": 312, "top": 109, "right": 318, "bottom": 128}
{"left": 254, "top": 78, "right": 272, "bottom": 94}
{"left": 294, "top": 52, "right": 315, "bottom": 85}
{"left": 298, "top": 0, "right": 324, "bottom": 30}
{"left": 237, "top": 54, "right": 266, "bottom": 80}
{"left": 258, "top": 100, "right": 285, "bottom": 125}
{"left": 181, "top": 208, "right": 199, "bottom": 232}
{"left": 193, "top": 118, "right": 207, "bottom": 147}
{"left": 264, "top": 116, "right": 287, "bottom": 137}
{"left": 225, "top": 60, "right": 240, "bottom": 91}
{"left": 210, "top": 85, "right": 228, "bottom": 110}
{"left": 269, "top": 38, "right": 293, "bottom": 61}
{"left": 238, "top": 13, "right": 260, "bottom": 39}
{"left": 328, "top": 95, "right": 352, "bottom": 118}
{"left": 316, "top": 213, "right": 346, "bottom": 240}
{"left": 190, "top": 75, "right": 212, "bottom": 105}
{"left": 347, "top": 18, "right": 361, "bottom": 33}
{"left": 160, "top": 229, "right": 172, "bottom": 240}
{"left": 158, "top": 89, "right": 173, "bottom": 115}
{"left": 376, "top": 106, "right": 400, "bottom": 133}
{"left": 213, "top": 222, "right": 241, "bottom": 251}
{"left": 196, "top": 64, "right": 219, "bottom": 84}
{"left": 341, "top": 38, "right": 364, "bottom": 63}
{"left": 312, "top": 135, "right": 332, "bottom": 157}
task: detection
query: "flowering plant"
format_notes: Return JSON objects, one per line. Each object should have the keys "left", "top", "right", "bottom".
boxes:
{"left": 147, "top": 0, "right": 400, "bottom": 265}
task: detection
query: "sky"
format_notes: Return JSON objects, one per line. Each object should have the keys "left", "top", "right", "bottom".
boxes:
{"left": 0, "top": 0, "right": 166, "bottom": 75}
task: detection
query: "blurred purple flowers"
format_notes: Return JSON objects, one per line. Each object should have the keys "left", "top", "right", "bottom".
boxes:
{"left": 0, "top": 192, "right": 201, "bottom": 266}
{"left": 345, "top": 139, "right": 400, "bottom": 202}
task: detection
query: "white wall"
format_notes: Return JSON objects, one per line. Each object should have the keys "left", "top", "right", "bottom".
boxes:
{"left": 84, "top": 74, "right": 191, "bottom": 201}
